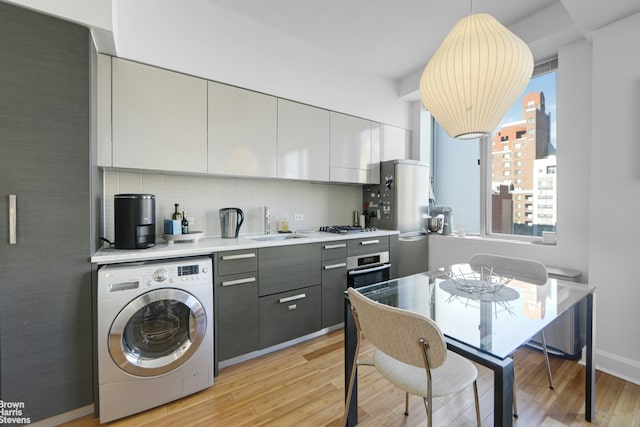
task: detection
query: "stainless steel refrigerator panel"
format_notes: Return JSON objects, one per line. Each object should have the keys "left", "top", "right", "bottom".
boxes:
{"left": 394, "top": 161, "right": 430, "bottom": 233}
{"left": 397, "top": 232, "right": 429, "bottom": 277}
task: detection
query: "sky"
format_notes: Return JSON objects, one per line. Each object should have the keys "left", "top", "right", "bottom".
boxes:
{"left": 497, "top": 70, "right": 557, "bottom": 147}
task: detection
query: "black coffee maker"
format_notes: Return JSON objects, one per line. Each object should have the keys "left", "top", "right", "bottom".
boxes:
{"left": 114, "top": 194, "right": 156, "bottom": 249}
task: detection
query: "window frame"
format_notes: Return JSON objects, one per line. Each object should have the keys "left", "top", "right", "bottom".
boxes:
{"left": 479, "top": 59, "right": 558, "bottom": 241}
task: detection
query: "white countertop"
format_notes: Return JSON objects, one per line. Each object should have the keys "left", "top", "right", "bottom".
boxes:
{"left": 91, "top": 229, "right": 399, "bottom": 264}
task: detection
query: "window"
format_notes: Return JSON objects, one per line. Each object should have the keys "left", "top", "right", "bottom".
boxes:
{"left": 432, "top": 59, "right": 557, "bottom": 238}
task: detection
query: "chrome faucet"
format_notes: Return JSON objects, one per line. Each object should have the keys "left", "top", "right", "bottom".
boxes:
{"left": 264, "top": 206, "right": 270, "bottom": 234}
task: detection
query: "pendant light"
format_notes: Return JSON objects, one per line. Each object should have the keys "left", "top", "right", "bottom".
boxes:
{"left": 419, "top": 12, "right": 533, "bottom": 140}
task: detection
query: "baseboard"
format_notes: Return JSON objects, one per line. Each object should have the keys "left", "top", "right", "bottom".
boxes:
{"left": 596, "top": 349, "right": 640, "bottom": 386}
{"left": 29, "top": 404, "right": 94, "bottom": 427}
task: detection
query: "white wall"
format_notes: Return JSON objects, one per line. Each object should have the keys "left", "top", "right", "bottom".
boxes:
{"left": 587, "top": 12, "right": 640, "bottom": 384}
{"left": 4, "top": 0, "right": 111, "bottom": 30}
{"left": 430, "top": 14, "right": 640, "bottom": 384}
{"left": 102, "top": 171, "right": 362, "bottom": 241}
{"left": 112, "top": 0, "right": 411, "bottom": 129}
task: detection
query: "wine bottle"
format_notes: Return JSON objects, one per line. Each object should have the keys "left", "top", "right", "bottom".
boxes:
{"left": 172, "top": 203, "right": 182, "bottom": 220}
{"left": 181, "top": 211, "right": 189, "bottom": 234}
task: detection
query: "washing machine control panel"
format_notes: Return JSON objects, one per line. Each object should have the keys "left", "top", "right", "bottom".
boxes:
{"left": 142, "top": 260, "right": 212, "bottom": 286}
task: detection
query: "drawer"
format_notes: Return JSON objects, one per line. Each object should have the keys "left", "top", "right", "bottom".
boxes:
{"left": 258, "top": 285, "right": 321, "bottom": 349}
{"left": 321, "top": 241, "right": 347, "bottom": 261}
{"left": 259, "top": 243, "right": 321, "bottom": 269}
{"left": 347, "top": 236, "right": 389, "bottom": 257}
{"left": 216, "top": 249, "right": 257, "bottom": 276}
{"left": 259, "top": 262, "right": 320, "bottom": 296}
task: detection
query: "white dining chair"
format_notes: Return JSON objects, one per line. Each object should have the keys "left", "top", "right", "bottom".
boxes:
{"left": 469, "top": 253, "right": 555, "bottom": 417}
{"left": 343, "top": 287, "right": 481, "bottom": 426}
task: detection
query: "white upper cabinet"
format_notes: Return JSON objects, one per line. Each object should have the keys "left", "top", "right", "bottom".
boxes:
{"left": 208, "top": 82, "right": 278, "bottom": 178}
{"left": 111, "top": 58, "right": 208, "bottom": 173}
{"left": 277, "top": 99, "right": 330, "bottom": 181}
{"left": 330, "top": 112, "right": 375, "bottom": 184}
{"left": 381, "top": 124, "right": 412, "bottom": 161}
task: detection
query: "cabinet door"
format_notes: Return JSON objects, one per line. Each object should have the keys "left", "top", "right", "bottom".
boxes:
{"left": 277, "top": 99, "right": 330, "bottom": 181}
{"left": 381, "top": 124, "right": 412, "bottom": 161}
{"left": 208, "top": 82, "right": 277, "bottom": 177}
{"left": 321, "top": 259, "right": 348, "bottom": 327}
{"left": 330, "top": 112, "right": 372, "bottom": 183}
{"left": 216, "top": 272, "right": 259, "bottom": 361}
{"left": 0, "top": 3, "right": 92, "bottom": 422}
{"left": 112, "top": 58, "right": 208, "bottom": 173}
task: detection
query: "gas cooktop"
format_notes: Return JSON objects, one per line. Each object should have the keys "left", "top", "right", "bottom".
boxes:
{"left": 319, "top": 225, "right": 378, "bottom": 234}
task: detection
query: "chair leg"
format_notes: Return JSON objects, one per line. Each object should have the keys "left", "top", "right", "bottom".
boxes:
{"left": 540, "top": 330, "right": 555, "bottom": 389}
{"left": 422, "top": 397, "right": 431, "bottom": 427}
{"left": 473, "top": 380, "right": 481, "bottom": 426}
{"left": 512, "top": 354, "right": 518, "bottom": 418}
{"left": 404, "top": 392, "right": 409, "bottom": 416}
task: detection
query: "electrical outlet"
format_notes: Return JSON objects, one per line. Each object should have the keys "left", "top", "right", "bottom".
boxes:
{"left": 293, "top": 213, "right": 303, "bottom": 221}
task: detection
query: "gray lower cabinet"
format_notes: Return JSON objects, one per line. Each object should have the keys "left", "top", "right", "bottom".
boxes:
{"left": 258, "top": 244, "right": 321, "bottom": 296}
{"left": 321, "top": 241, "right": 348, "bottom": 327}
{"left": 258, "top": 244, "right": 322, "bottom": 348}
{"left": 347, "top": 235, "right": 390, "bottom": 257}
{"left": 259, "top": 285, "right": 322, "bottom": 349}
{"left": 214, "top": 250, "right": 259, "bottom": 363}
{"left": 0, "top": 3, "right": 92, "bottom": 423}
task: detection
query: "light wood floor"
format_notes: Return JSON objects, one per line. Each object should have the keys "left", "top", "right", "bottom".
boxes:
{"left": 63, "top": 330, "right": 639, "bottom": 426}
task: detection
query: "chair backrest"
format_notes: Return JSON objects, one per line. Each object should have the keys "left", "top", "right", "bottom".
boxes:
{"left": 348, "top": 287, "right": 447, "bottom": 369}
{"left": 469, "top": 253, "right": 548, "bottom": 285}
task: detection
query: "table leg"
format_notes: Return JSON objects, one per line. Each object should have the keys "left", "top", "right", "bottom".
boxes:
{"left": 585, "top": 293, "right": 595, "bottom": 421}
{"left": 344, "top": 298, "right": 358, "bottom": 427}
{"left": 494, "top": 360, "right": 514, "bottom": 427}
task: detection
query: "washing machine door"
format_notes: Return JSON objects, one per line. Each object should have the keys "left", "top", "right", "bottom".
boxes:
{"left": 109, "top": 288, "right": 207, "bottom": 377}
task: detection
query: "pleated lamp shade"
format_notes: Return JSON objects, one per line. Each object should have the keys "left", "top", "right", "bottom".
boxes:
{"left": 420, "top": 13, "right": 533, "bottom": 140}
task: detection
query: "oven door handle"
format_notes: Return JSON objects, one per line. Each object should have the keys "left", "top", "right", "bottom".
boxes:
{"left": 348, "top": 263, "right": 391, "bottom": 276}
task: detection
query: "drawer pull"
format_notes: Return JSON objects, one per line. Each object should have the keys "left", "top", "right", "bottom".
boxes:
{"left": 278, "top": 293, "right": 306, "bottom": 304}
{"left": 221, "top": 253, "right": 256, "bottom": 261}
{"left": 221, "top": 277, "right": 256, "bottom": 287}
{"left": 9, "top": 194, "right": 16, "bottom": 245}
{"left": 324, "top": 262, "right": 347, "bottom": 270}
{"left": 360, "top": 239, "right": 380, "bottom": 245}
{"left": 288, "top": 304, "right": 297, "bottom": 311}
{"left": 324, "top": 243, "right": 346, "bottom": 249}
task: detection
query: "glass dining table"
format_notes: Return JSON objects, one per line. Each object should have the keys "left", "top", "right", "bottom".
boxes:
{"left": 343, "top": 263, "right": 596, "bottom": 427}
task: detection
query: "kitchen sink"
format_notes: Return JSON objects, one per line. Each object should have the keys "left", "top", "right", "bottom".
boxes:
{"left": 249, "top": 234, "right": 307, "bottom": 242}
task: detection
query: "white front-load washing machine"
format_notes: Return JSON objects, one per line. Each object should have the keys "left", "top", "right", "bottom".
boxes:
{"left": 97, "top": 256, "right": 214, "bottom": 423}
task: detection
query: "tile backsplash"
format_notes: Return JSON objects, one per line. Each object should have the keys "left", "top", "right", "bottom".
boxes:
{"left": 102, "top": 170, "right": 362, "bottom": 241}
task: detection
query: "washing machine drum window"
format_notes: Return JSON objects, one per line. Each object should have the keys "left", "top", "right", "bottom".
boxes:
{"left": 109, "top": 288, "right": 207, "bottom": 377}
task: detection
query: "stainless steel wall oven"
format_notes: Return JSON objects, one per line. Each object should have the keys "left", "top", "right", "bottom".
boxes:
{"left": 347, "top": 251, "right": 390, "bottom": 288}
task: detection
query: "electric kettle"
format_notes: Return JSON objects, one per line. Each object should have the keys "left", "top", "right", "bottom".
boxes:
{"left": 219, "top": 208, "right": 244, "bottom": 238}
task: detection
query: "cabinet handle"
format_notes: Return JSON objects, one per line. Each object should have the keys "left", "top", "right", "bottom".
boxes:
{"left": 324, "top": 243, "right": 346, "bottom": 249}
{"left": 360, "top": 239, "right": 380, "bottom": 245}
{"left": 221, "top": 277, "right": 256, "bottom": 287}
{"left": 221, "top": 253, "right": 256, "bottom": 261}
{"left": 287, "top": 304, "right": 297, "bottom": 311}
{"left": 324, "top": 262, "right": 347, "bottom": 270}
{"left": 9, "top": 195, "right": 16, "bottom": 245}
{"left": 279, "top": 293, "right": 306, "bottom": 304}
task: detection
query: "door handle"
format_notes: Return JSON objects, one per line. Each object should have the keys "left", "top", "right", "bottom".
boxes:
{"left": 221, "top": 253, "right": 256, "bottom": 261}
{"left": 360, "top": 239, "right": 380, "bottom": 245}
{"left": 324, "top": 243, "right": 346, "bottom": 249}
{"left": 221, "top": 277, "right": 256, "bottom": 287}
{"left": 278, "top": 293, "right": 306, "bottom": 304}
{"left": 9, "top": 195, "right": 16, "bottom": 244}
{"left": 324, "top": 262, "right": 347, "bottom": 270}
